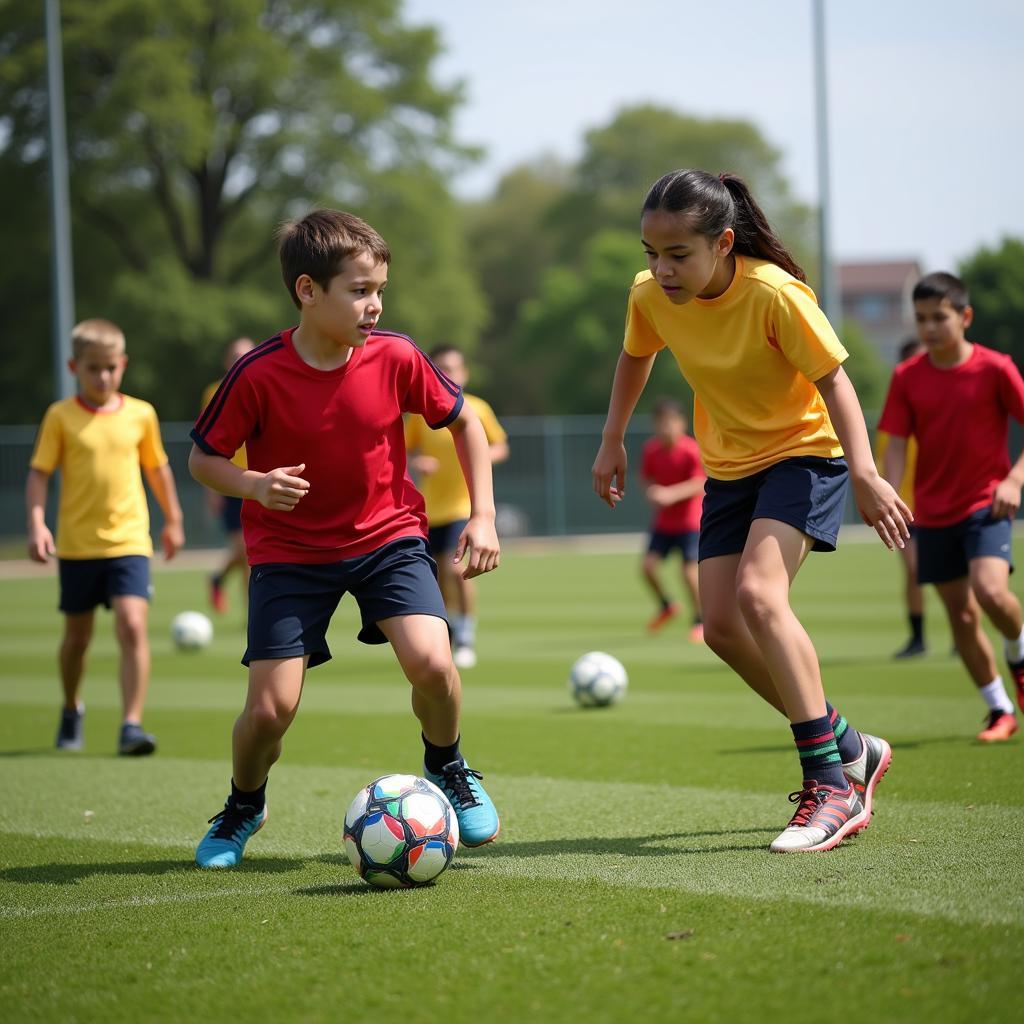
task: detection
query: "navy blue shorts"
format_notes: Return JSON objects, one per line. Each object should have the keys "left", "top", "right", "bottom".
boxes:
{"left": 426, "top": 518, "right": 468, "bottom": 557}
{"left": 916, "top": 506, "right": 1014, "bottom": 585}
{"left": 221, "top": 496, "right": 243, "bottom": 533}
{"left": 699, "top": 456, "right": 850, "bottom": 561}
{"left": 58, "top": 555, "right": 151, "bottom": 614}
{"left": 244, "top": 536, "right": 447, "bottom": 668}
{"left": 647, "top": 530, "right": 700, "bottom": 562}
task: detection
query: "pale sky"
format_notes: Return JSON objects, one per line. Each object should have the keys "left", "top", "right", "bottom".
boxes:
{"left": 406, "top": 0, "right": 1024, "bottom": 272}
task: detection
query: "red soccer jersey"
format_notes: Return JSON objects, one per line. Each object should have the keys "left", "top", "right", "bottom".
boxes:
{"left": 877, "top": 344, "right": 1024, "bottom": 527}
{"left": 191, "top": 328, "right": 463, "bottom": 564}
{"left": 640, "top": 434, "right": 705, "bottom": 533}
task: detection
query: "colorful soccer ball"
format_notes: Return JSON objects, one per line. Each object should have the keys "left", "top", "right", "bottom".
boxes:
{"left": 569, "top": 651, "right": 628, "bottom": 707}
{"left": 344, "top": 774, "right": 459, "bottom": 889}
{"left": 170, "top": 611, "right": 213, "bottom": 651}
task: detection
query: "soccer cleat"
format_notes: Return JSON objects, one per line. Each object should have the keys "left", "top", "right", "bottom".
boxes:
{"left": 893, "top": 638, "right": 926, "bottom": 659}
{"left": 56, "top": 705, "right": 84, "bottom": 750}
{"left": 842, "top": 731, "right": 892, "bottom": 820}
{"left": 453, "top": 645, "right": 477, "bottom": 670}
{"left": 977, "top": 710, "right": 1019, "bottom": 743}
{"left": 1006, "top": 658, "right": 1024, "bottom": 715}
{"left": 647, "top": 603, "right": 679, "bottom": 633}
{"left": 196, "top": 801, "right": 268, "bottom": 868}
{"left": 424, "top": 760, "right": 500, "bottom": 848}
{"left": 209, "top": 574, "right": 228, "bottom": 614}
{"left": 688, "top": 622, "right": 705, "bottom": 644}
{"left": 769, "top": 781, "right": 867, "bottom": 853}
{"left": 118, "top": 722, "right": 157, "bottom": 756}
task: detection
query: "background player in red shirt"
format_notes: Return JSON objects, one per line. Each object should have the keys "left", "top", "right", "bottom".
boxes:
{"left": 879, "top": 271, "right": 1024, "bottom": 742}
{"left": 188, "top": 210, "right": 501, "bottom": 867}
{"left": 640, "top": 398, "right": 705, "bottom": 641}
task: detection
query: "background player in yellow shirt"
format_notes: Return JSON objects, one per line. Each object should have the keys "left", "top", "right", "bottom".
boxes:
{"left": 26, "top": 319, "right": 184, "bottom": 755}
{"left": 200, "top": 337, "right": 254, "bottom": 614}
{"left": 406, "top": 345, "right": 508, "bottom": 668}
{"left": 874, "top": 338, "right": 927, "bottom": 658}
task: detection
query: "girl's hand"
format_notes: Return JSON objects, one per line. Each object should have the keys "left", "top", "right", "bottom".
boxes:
{"left": 852, "top": 472, "right": 913, "bottom": 550}
{"left": 992, "top": 477, "right": 1022, "bottom": 520}
{"left": 592, "top": 440, "right": 627, "bottom": 509}
{"left": 411, "top": 455, "right": 441, "bottom": 477}
{"left": 253, "top": 464, "right": 310, "bottom": 511}
{"left": 455, "top": 516, "right": 500, "bottom": 579}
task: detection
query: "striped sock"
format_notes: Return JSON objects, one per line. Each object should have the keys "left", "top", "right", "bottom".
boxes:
{"left": 791, "top": 715, "right": 846, "bottom": 789}
{"left": 826, "top": 702, "right": 863, "bottom": 763}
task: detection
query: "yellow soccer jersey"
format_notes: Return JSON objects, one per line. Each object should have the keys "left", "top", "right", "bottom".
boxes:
{"left": 624, "top": 257, "right": 847, "bottom": 480}
{"left": 201, "top": 380, "right": 247, "bottom": 470}
{"left": 405, "top": 393, "right": 507, "bottom": 525}
{"left": 874, "top": 429, "right": 917, "bottom": 511}
{"left": 30, "top": 395, "right": 169, "bottom": 559}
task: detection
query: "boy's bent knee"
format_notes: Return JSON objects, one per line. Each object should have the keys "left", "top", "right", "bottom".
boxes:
{"left": 243, "top": 702, "right": 295, "bottom": 739}
{"left": 405, "top": 652, "right": 456, "bottom": 696}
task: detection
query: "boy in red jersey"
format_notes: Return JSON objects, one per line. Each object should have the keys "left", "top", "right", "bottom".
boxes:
{"left": 188, "top": 210, "right": 501, "bottom": 867}
{"left": 879, "top": 271, "right": 1024, "bottom": 742}
{"left": 640, "top": 398, "right": 705, "bottom": 640}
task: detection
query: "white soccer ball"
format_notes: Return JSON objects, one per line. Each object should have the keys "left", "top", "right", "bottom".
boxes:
{"left": 170, "top": 611, "right": 213, "bottom": 651}
{"left": 569, "top": 651, "right": 628, "bottom": 707}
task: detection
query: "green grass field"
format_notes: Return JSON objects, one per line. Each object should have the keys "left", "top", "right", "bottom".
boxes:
{"left": 2, "top": 538, "right": 1023, "bottom": 1023}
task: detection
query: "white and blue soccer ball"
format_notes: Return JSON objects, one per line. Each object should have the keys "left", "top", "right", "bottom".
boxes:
{"left": 344, "top": 774, "right": 459, "bottom": 889}
{"left": 170, "top": 611, "right": 214, "bottom": 651}
{"left": 569, "top": 651, "right": 628, "bottom": 708}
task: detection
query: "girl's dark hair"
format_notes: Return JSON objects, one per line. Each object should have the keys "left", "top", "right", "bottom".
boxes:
{"left": 642, "top": 169, "right": 806, "bottom": 282}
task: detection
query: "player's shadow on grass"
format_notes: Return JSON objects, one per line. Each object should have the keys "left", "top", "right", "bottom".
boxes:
{"left": 0, "top": 857, "right": 303, "bottom": 885}
{"left": 489, "top": 830, "right": 773, "bottom": 858}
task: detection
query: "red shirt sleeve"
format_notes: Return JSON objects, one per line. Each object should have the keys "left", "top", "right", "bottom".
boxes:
{"left": 191, "top": 369, "right": 260, "bottom": 459}
{"left": 998, "top": 355, "right": 1024, "bottom": 423}
{"left": 401, "top": 346, "right": 463, "bottom": 429}
{"left": 877, "top": 367, "right": 912, "bottom": 438}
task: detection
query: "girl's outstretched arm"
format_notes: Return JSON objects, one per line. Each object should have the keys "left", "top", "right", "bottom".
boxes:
{"left": 592, "top": 351, "right": 657, "bottom": 508}
{"left": 815, "top": 365, "right": 912, "bottom": 550}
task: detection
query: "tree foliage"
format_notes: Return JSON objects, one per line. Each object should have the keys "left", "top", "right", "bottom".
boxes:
{"left": 960, "top": 237, "right": 1024, "bottom": 367}
{"left": 0, "top": 0, "right": 483, "bottom": 420}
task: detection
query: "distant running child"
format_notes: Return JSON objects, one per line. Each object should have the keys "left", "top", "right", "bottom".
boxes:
{"left": 189, "top": 210, "right": 501, "bottom": 868}
{"left": 200, "top": 336, "right": 254, "bottom": 614}
{"left": 875, "top": 337, "right": 928, "bottom": 658}
{"left": 405, "top": 345, "right": 509, "bottom": 668}
{"left": 592, "top": 169, "right": 906, "bottom": 853}
{"left": 639, "top": 397, "right": 705, "bottom": 641}
{"left": 27, "top": 318, "right": 184, "bottom": 755}
{"left": 879, "top": 271, "right": 1024, "bottom": 743}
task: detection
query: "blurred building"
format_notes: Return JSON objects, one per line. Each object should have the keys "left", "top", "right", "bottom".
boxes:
{"left": 838, "top": 259, "right": 921, "bottom": 365}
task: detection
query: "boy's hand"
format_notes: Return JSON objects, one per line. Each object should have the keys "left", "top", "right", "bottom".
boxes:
{"left": 852, "top": 472, "right": 913, "bottom": 550}
{"left": 410, "top": 455, "right": 441, "bottom": 477}
{"left": 592, "top": 441, "right": 627, "bottom": 509}
{"left": 254, "top": 464, "right": 310, "bottom": 511}
{"left": 646, "top": 484, "right": 671, "bottom": 508}
{"left": 27, "top": 525, "right": 55, "bottom": 563}
{"left": 161, "top": 521, "right": 185, "bottom": 561}
{"left": 992, "top": 477, "right": 1022, "bottom": 520}
{"left": 454, "top": 516, "right": 500, "bottom": 579}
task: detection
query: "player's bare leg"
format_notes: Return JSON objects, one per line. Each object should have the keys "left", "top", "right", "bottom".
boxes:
{"left": 643, "top": 552, "right": 678, "bottom": 632}
{"left": 681, "top": 558, "right": 703, "bottom": 641}
{"left": 112, "top": 595, "right": 156, "bottom": 755}
{"left": 55, "top": 611, "right": 93, "bottom": 749}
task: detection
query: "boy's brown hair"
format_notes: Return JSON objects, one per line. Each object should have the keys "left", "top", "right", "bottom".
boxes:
{"left": 71, "top": 318, "right": 125, "bottom": 359}
{"left": 277, "top": 209, "right": 391, "bottom": 309}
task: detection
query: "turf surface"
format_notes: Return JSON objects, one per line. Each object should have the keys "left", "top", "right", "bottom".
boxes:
{"left": 2, "top": 538, "right": 1023, "bottom": 1022}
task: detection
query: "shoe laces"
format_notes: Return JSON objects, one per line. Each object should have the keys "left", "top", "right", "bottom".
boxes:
{"left": 786, "top": 785, "right": 830, "bottom": 827}
{"left": 436, "top": 762, "right": 483, "bottom": 810}
{"left": 207, "top": 802, "right": 260, "bottom": 841}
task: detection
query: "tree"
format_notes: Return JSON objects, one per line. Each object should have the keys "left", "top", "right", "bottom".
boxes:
{"left": 960, "top": 237, "right": 1024, "bottom": 368}
{"left": 0, "top": 0, "right": 483, "bottom": 420}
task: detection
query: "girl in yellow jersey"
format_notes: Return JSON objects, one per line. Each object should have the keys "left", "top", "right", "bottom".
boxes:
{"left": 592, "top": 170, "right": 910, "bottom": 853}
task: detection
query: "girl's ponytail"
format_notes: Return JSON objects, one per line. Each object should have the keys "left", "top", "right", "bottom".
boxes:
{"left": 718, "top": 173, "right": 806, "bottom": 282}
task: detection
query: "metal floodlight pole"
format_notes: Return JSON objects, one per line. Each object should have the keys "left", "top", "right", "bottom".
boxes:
{"left": 45, "top": 0, "right": 75, "bottom": 400}
{"left": 811, "top": 0, "right": 839, "bottom": 327}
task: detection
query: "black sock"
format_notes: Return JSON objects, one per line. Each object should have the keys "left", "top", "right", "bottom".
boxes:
{"left": 230, "top": 778, "right": 267, "bottom": 812}
{"left": 423, "top": 733, "right": 462, "bottom": 774}
{"left": 659, "top": 596, "right": 672, "bottom": 611}
{"left": 909, "top": 613, "right": 924, "bottom": 644}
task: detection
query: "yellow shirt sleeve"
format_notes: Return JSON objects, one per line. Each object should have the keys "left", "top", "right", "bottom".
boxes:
{"left": 768, "top": 282, "right": 848, "bottom": 382}
{"left": 29, "top": 404, "right": 63, "bottom": 475}
{"left": 405, "top": 413, "right": 425, "bottom": 451}
{"left": 473, "top": 399, "right": 507, "bottom": 445}
{"left": 623, "top": 278, "right": 666, "bottom": 358}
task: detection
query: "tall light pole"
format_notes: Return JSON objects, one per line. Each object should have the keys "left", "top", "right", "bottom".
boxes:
{"left": 811, "top": 0, "right": 839, "bottom": 326}
{"left": 45, "top": 0, "right": 75, "bottom": 399}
